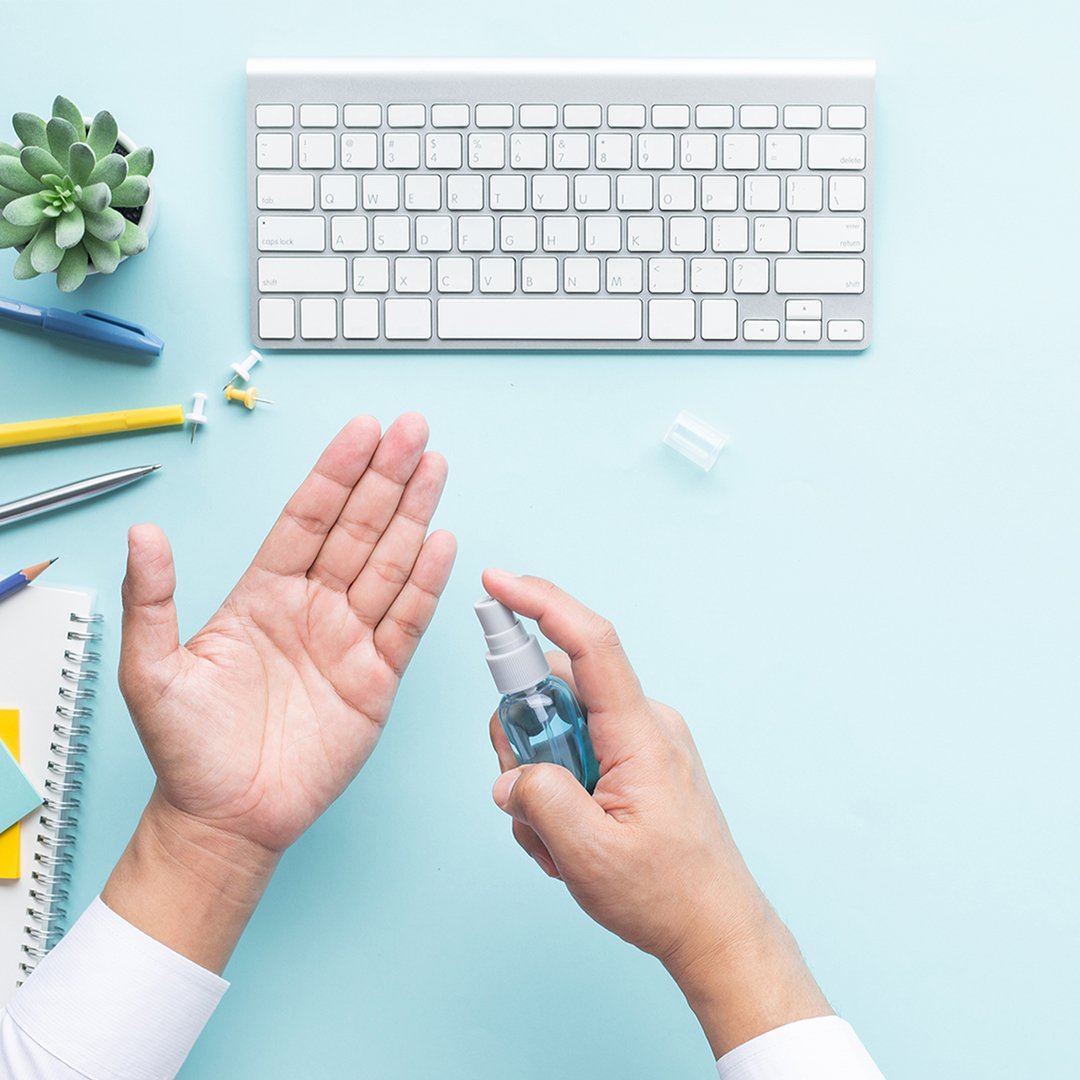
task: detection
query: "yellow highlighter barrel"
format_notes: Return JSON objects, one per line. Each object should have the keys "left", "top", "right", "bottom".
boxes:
{"left": 0, "top": 405, "right": 185, "bottom": 449}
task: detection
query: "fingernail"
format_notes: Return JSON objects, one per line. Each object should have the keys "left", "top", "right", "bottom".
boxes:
{"left": 484, "top": 568, "right": 519, "bottom": 584}
{"left": 492, "top": 770, "right": 521, "bottom": 812}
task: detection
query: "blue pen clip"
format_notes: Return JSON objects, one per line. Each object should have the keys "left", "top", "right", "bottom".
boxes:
{"left": 71, "top": 309, "right": 165, "bottom": 355}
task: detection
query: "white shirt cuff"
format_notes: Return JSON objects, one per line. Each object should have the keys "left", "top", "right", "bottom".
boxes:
{"left": 716, "top": 1016, "right": 885, "bottom": 1080}
{"left": 7, "top": 896, "right": 228, "bottom": 1080}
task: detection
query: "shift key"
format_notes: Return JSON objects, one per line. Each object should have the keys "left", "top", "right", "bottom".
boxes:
{"left": 258, "top": 257, "right": 347, "bottom": 292}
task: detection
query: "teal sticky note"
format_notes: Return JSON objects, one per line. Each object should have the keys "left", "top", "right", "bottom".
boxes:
{"left": 0, "top": 740, "right": 41, "bottom": 832}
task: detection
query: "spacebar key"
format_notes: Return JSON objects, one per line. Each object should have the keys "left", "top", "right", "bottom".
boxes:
{"left": 438, "top": 299, "right": 642, "bottom": 340}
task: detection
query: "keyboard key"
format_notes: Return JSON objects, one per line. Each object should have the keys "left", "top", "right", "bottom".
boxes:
{"left": 385, "top": 298, "right": 432, "bottom": 339}
{"left": 659, "top": 176, "right": 694, "bottom": 210}
{"left": 439, "top": 298, "right": 642, "bottom": 339}
{"left": 638, "top": 133, "right": 675, "bottom": 170}
{"left": 680, "top": 134, "right": 717, "bottom": 170}
{"left": 300, "top": 297, "right": 337, "bottom": 339}
{"left": 553, "top": 133, "right": 590, "bottom": 169}
{"left": 258, "top": 215, "right": 325, "bottom": 252}
{"left": 415, "top": 216, "right": 452, "bottom": 251}
{"left": 723, "top": 133, "right": 759, "bottom": 170}
{"left": 490, "top": 175, "right": 526, "bottom": 210}
{"left": 425, "top": 134, "right": 462, "bottom": 169}
{"left": 320, "top": 175, "right": 356, "bottom": 210}
{"left": 256, "top": 133, "right": 292, "bottom": 169}
{"left": 606, "top": 256, "right": 642, "bottom": 292}
{"left": 701, "top": 299, "right": 738, "bottom": 339}
{"left": 341, "top": 133, "right": 377, "bottom": 169}
{"left": 785, "top": 319, "right": 822, "bottom": 341}
{"left": 584, "top": 216, "right": 621, "bottom": 252}
{"left": 394, "top": 257, "right": 432, "bottom": 292}
{"left": 701, "top": 176, "right": 738, "bottom": 211}
{"left": 330, "top": 216, "right": 367, "bottom": 251}
{"left": 740, "top": 105, "right": 778, "bottom": 128}
{"left": 362, "top": 174, "right": 399, "bottom": 209}
{"left": 259, "top": 297, "right": 294, "bottom": 338}
{"left": 689, "top": 258, "right": 727, "bottom": 294}
{"left": 828, "top": 105, "right": 866, "bottom": 129}
{"left": 696, "top": 105, "right": 734, "bottom": 128}
{"left": 468, "top": 133, "right": 505, "bottom": 169}
{"left": 387, "top": 104, "right": 425, "bottom": 127}
{"left": 500, "top": 216, "right": 537, "bottom": 252}
{"left": 744, "top": 175, "right": 781, "bottom": 211}
{"left": 743, "top": 319, "right": 780, "bottom": 340}
{"left": 479, "top": 257, "right": 516, "bottom": 292}
{"left": 343, "top": 298, "right": 379, "bottom": 339}
{"left": 458, "top": 215, "right": 496, "bottom": 251}
{"left": 786, "top": 175, "right": 823, "bottom": 211}
{"left": 651, "top": 105, "right": 690, "bottom": 128}
{"left": 829, "top": 175, "right": 865, "bottom": 211}
{"left": 299, "top": 104, "right": 337, "bottom": 127}
{"left": 808, "top": 134, "right": 866, "bottom": 170}
{"left": 732, "top": 258, "right": 769, "bottom": 293}
{"left": 520, "top": 104, "right": 558, "bottom": 127}
{"left": 596, "top": 134, "right": 633, "bottom": 169}
{"left": 564, "top": 257, "right": 601, "bottom": 293}
{"left": 796, "top": 216, "right": 864, "bottom": 252}
{"left": 754, "top": 217, "right": 790, "bottom": 253}
{"left": 574, "top": 175, "right": 611, "bottom": 211}
{"left": 827, "top": 319, "right": 865, "bottom": 342}
{"left": 256, "top": 104, "right": 293, "bottom": 128}
{"left": 256, "top": 174, "right": 314, "bottom": 210}
{"left": 447, "top": 175, "right": 484, "bottom": 209}
{"left": 541, "top": 216, "right": 579, "bottom": 251}
{"left": 384, "top": 133, "right": 421, "bottom": 169}
{"left": 670, "top": 218, "right": 706, "bottom": 252}
{"left": 627, "top": 216, "right": 664, "bottom": 252}
{"left": 648, "top": 258, "right": 685, "bottom": 293}
{"left": 511, "top": 134, "right": 547, "bottom": 169}
{"left": 712, "top": 218, "right": 749, "bottom": 252}
{"left": 476, "top": 104, "right": 514, "bottom": 127}
{"left": 405, "top": 174, "right": 441, "bottom": 209}
{"left": 765, "top": 134, "right": 801, "bottom": 170}
{"left": 344, "top": 104, "right": 382, "bottom": 128}
{"left": 437, "top": 257, "right": 474, "bottom": 292}
{"left": 431, "top": 104, "right": 469, "bottom": 127}
{"left": 608, "top": 104, "right": 646, "bottom": 128}
{"left": 533, "top": 175, "right": 569, "bottom": 211}
{"left": 786, "top": 299, "right": 822, "bottom": 319}
{"left": 774, "top": 258, "right": 865, "bottom": 293}
{"left": 783, "top": 105, "right": 821, "bottom": 129}
{"left": 521, "top": 258, "right": 559, "bottom": 292}
{"left": 352, "top": 257, "right": 390, "bottom": 292}
{"left": 258, "top": 257, "right": 347, "bottom": 293}
{"left": 299, "top": 133, "right": 334, "bottom": 168}
{"left": 617, "top": 175, "right": 653, "bottom": 210}
{"left": 564, "top": 104, "right": 602, "bottom": 128}
{"left": 373, "top": 216, "right": 410, "bottom": 251}
{"left": 648, "top": 299, "right": 695, "bottom": 340}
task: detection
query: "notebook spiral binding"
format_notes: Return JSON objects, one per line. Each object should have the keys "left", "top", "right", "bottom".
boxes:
{"left": 17, "top": 611, "right": 101, "bottom": 983}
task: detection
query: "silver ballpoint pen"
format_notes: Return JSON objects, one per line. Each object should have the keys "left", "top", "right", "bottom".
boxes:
{"left": 0, "top": 465, "right": 162, "bottom": 527}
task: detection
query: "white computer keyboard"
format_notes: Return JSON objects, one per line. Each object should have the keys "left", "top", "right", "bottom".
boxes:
{"left": 247, "top": 58, "right": 873, "bottom": 351}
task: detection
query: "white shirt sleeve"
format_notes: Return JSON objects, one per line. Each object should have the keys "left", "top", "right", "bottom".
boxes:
{"left": 1, "top": 896, "right": 228, "bottom": 1080}
{"left": 716, "top": 1016, "right": 885, "bottom": 1080}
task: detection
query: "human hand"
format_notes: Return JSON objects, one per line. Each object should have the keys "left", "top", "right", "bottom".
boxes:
{"left": 482, "top": 570, "right": 830, "bottom": 1058}
{"left": 103, "top": 415, "right": 455, "bottom": 970}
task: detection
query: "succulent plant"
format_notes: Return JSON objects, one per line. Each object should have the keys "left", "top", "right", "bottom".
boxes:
{"left": 0, "top": 96, "right": 155, "bottom": 291}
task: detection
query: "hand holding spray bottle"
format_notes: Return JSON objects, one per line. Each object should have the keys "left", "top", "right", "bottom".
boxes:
{"left": 475, "top": 596, "right": 600, "bottom": 793}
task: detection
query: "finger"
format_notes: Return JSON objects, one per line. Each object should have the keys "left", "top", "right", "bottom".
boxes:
{"left": 309, "top": 413, "right": 429, "bottom": 591}
{"left": 251, "top": 416, "right": 381, "bottom": 578}
{"left": 545, "top": 651, "right": 579, "bottom": 697}
{"left": 348, "top": 451, "right": 448, "bottom": 625}
{"left": 481, "top": 570, "right": 652, "bottom": 754}
{"left": 489, "top": 712, "right": 519, "bottom": 773}
{"left": 119, "top": 524, "right": 183, "bottom": 698}
{"left": 492, "top": 763, "right": 610, "bottom": 877}
{"left": 372, "top": 530, "right": 457, "bottom": 677}
{"left": 513, "top": 821, "right": 561, "bottom": 879}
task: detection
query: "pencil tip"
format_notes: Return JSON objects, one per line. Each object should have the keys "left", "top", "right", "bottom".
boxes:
{"left": 49, "top": 557, "right": 59, "bottom": 565}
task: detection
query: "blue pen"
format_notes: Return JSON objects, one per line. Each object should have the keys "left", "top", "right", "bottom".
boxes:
{"left": 0, "top": 296, "right": 164, "bottom": 356}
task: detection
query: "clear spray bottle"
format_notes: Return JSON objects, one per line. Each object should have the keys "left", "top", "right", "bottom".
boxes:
{"left": 475, "top": 596, "right": 600, "bottom": 793}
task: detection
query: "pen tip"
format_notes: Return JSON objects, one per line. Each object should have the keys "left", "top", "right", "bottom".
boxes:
{"left": 150, "top": 464, "right": 162, "bottom": 471}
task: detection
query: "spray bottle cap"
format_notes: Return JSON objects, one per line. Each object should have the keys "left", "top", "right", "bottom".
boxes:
{"left": 475, "top": 595, "right": 550, "bottom": 696}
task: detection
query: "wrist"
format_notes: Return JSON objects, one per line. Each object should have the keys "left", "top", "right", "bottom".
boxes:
{"left": 101, "top": 788, "right": 279, "bottom": 974}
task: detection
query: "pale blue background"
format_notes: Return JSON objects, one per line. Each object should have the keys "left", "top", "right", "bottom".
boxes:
{"left": 2, "top": 2, "right": 1078, "bottom": 1077}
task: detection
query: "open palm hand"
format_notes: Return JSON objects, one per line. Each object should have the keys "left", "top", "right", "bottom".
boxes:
{"left": 118, "top": 414, "right": 456, "bottom": 855}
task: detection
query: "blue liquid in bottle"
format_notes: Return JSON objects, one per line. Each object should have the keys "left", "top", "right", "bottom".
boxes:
{"left": 476, "top": 596, "right": 599, "bottom": 793}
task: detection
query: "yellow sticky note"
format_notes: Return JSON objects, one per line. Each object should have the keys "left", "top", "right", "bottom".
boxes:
{"left": 0, "top": 709, "right": 21, "bottom": 878}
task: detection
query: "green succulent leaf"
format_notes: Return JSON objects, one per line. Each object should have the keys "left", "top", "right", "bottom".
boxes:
{"left": 118, "top": 219, "right": 148, "bottom": 257}
{"left": 0, "top": 217, "right": 39, "bottom": 247}
{"left": 87, "top": 111, "right": 118, "bottom": 161}
{"left": 55, "top": 205, "right": 85, "bottom": 249}
{"left": 67, "top": 143, "right": 96, "bottom": 186}
{"left": 0, "top": 156, "right": 43, "bottom": 195}
{"left": 2, "top": 192, "right": 47, "bottom": 227}
{"left": 82, "top": 232, "right": 121, "bottom": 274}
{"left": 88, "top": 153, "right": 127, "bottom": 190}
{"left": 0, "top": 187, "right": 16, "bottom": 212}
{"left": 125, "top": 146, "right": 154, "bottom": 177}
{"left": 76, "top": 182, "right": 111, "bottom": 214}
{"left": 12, "top": 242, "right": 39, "bottom": 280}
{"left": 29, "top": 219, "right": 64, "bottom": 273}
{"left": 12, "top": 113, "right": 48, "bottom": 151}
{"left": 57, "top": 243, "right": 88, "bottom": 292}
{"left": 51, "top": 96, "right": 86, "bottom": 142}
{"left": 19, "top": 145, "right": 65, "bottom": 182}
{"left": 83, "top": 207, "right": 125, "bottom": 243}
{"left": 109, "top": 176, "right": 149, "bottom": 208}
{"left": 45, "top": 117, "right": 78, "bottom": 172}
{"left": 0, "top": 143, "right": 19, "bottom": 158}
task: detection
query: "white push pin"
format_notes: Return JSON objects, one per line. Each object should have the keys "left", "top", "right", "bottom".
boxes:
{"left": 222, "top": 349, "right": 264, "bottom": 391}
{"left": 185, "top": 392, "right": 209, "bottom": 444}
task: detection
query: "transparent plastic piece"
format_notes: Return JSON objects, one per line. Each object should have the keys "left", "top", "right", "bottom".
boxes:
{"left": 663, "top": 410, "right": 727, "bottom": 471}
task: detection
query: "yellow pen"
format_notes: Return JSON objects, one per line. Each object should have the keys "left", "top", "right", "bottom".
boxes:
{"left": 0, "top": 404, "right": 185, "bottom": 449}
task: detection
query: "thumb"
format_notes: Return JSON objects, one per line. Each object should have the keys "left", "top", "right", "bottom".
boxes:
{"left": 120, "top": 524, "right": 182, "bottom": 699}
{"left": 493, "top": 763, "right": 609, "bottom": 874}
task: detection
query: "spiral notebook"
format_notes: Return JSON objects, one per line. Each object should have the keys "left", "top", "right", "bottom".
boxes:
{"left": 0, "top": 583, "right": 99, "bottom": 1007}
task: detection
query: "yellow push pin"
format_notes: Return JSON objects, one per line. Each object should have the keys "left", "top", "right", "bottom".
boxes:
{"left": 224, "top": 385, "right": 274, "bottom": 410}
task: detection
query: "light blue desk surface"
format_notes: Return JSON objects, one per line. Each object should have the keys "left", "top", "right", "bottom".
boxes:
{"left": 3, "top": 4, "right": 1078, "bottom": 1077}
